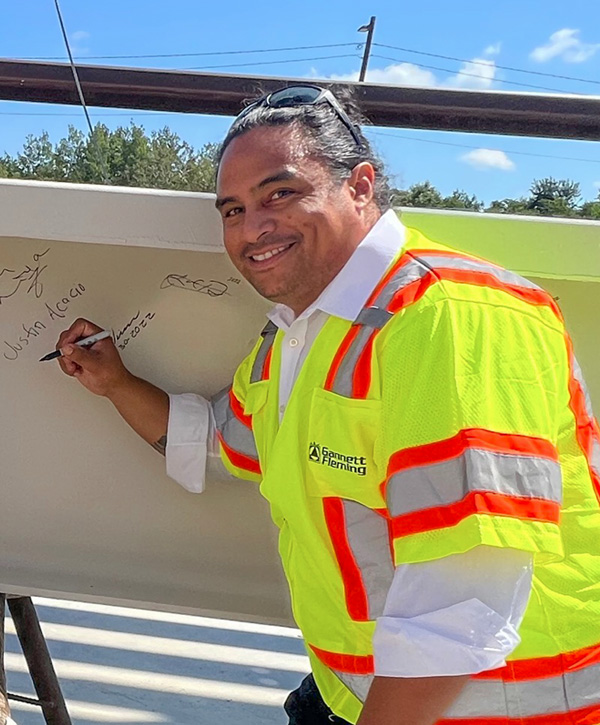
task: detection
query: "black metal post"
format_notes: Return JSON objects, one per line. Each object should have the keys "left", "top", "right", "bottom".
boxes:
{"left": 358, "top": 16, "right": 376, "bottom": 82}
{"left": 0, "top": 595, "right": 10, "bottom": 724}
{"left": 7, "top": 598, "right": 71, "bottom": 725}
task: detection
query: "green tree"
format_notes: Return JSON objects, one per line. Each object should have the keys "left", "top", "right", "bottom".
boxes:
{"left": 440, "top": 189, "right": 483, "bottom": 212}
{"left": 0, "top": 123, "right": 218, "bottom": 192}
{"left": 391, "top": 181, "right": 443, "bottom": 208}
{"left": 486, "top": 197, "right": 530, "bottom": 215}
{"left": 580, "top": 192, "right": 600, "bottom": 220}
{"left": 526, "top": 177, "right": 581, "bottom": 217}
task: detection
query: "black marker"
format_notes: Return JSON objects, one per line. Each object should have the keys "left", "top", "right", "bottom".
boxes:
{"left": 39, "top": 330, "right": 112, "bottom": 362}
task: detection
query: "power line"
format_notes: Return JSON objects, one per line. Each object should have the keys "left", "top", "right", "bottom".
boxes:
{"left": 374, "top": 42, "right": 600, "bottom": 88}
{"left": 371, "top": 54, "right": 572, "bottom": 94}
{"left": 16, "top": 42, "right": 362, "bottom": 62}
{"left": 184, "top": 53, "right": 360, "bottom": 71}
{"left": 369, "top": 130, "right": 600, "bottom": 165}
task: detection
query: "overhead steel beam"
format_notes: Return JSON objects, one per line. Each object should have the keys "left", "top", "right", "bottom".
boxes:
{"left": 1, "top": 59, "right": 600, "bottom": 141}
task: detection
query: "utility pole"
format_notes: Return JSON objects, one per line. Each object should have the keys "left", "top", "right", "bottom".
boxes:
{"left": 358, "top": 16, "right": 376, "bottom": 82}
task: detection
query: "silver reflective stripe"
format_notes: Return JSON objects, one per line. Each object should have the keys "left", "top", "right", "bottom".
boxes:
{"left": 416, "top": 254, "right": 542, "bottom": 291}
{"left": 333, "top": 671, "right": 373, "bottom": 703}
{"left": 355, "top": 306, "right": 393, "bottom": 329}
{"left": 573, "top": 355, "right": 596, "bottom": 422}
{"left": 211, "top": 386, "right": 259, "bottom": 461}
{"left": 250, "top": 322, "right": 277, "bottom": 384}
{"left": 329, "top": 326, "right": 375, "bottom": 398}
{"left": 370, "top": 257, "right": 429, "bottom": 309}
{"left": 592, "top": 437, "right": 600, "bottom": 478}
{"left": 444, "top": 661, "right": 600, "bottom": 719}
{"left": 342, "top": 500, "right": 394, "bottom": 619}
{"left": 387, "top": 449, "right": 562, "bottom": 518}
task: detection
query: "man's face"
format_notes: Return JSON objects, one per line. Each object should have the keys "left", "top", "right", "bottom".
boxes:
{"left": 216, "top": 125, "right": 368, "bottom": 314}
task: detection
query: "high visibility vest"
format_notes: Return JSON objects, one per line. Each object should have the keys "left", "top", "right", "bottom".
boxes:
{"left": 212, "top": 226, "right": 600, "bottom": 724}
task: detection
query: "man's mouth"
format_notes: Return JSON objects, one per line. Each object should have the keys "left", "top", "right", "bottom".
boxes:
{"left": 248, "top": 243, "right": 294, "bottom": 264}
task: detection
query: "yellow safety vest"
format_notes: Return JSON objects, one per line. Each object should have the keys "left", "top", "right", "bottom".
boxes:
{"left": 213, "top": 225, "right": 600, "bottom": 724}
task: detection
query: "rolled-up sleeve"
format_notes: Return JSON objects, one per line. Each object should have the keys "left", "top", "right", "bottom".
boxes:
{"left": 373, "top": 546, "right": 533, "bottom": 677}
{"left": 166, "top": 393, "right": 218, "bottom": 493}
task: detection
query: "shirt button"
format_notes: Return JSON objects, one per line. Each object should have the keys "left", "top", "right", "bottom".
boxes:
{"left": 289, "top": 337, "right": 299, "bottom": 347}
{"left": 279, "top": 405, "right": 286, "bottom": 414}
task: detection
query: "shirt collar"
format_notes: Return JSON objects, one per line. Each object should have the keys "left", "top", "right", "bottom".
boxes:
{"left": 268, "top": 209, "right": 405, "bottom": 329}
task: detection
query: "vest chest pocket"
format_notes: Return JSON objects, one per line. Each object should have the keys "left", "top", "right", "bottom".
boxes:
{"left": 306, "top": 387, "right": 384, "bottom": 507}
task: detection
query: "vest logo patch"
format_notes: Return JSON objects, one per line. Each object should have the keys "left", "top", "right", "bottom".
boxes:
{"left": 308, "top": 442, "right": 367, "bottom": 476}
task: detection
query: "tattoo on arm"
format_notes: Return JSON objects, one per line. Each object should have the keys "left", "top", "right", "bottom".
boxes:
{"left": 151, "top": 434, "right": 167, "bottom": 456}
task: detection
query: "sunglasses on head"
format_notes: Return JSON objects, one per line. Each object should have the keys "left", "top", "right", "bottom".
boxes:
{"left": 236, "top": 84, "right": 364, "bottom": 150}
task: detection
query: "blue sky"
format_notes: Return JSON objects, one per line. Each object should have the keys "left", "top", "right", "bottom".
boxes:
{"left": 2, "top": 0, "right": 600, "bottom": 205}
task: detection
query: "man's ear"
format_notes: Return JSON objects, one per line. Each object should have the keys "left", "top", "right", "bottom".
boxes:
{"left": 347, "top": 162, "right": 376, "bottom": 210}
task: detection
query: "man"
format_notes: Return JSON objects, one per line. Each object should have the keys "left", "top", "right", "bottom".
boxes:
{"left": 57, "top": 85, "right": 600, "bottom": 725}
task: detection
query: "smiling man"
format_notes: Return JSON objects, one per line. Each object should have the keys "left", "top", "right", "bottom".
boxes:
{"left": 57, "top": 85, "right": 600, "bottom": 725}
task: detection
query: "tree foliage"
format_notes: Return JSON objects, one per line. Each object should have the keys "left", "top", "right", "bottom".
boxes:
{"left": 394, "top": 177, "right": 599, "bottom": 220}
{"left": 1, "top": 125, "right": 599, "bottom": 220}
{"left": 0, "top": 123, "right": 218, "bottom": 192}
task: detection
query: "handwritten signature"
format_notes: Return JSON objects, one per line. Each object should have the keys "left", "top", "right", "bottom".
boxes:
{"left": 0, "top": 248, "right": 50, "bottom": 304}
{"left": 114, "top": 311, "right": 155, "bottom": 351}
{"left": 160, "top": 273, "right": 229, "bottom": 297}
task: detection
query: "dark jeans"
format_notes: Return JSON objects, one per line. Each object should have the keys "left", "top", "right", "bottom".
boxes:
{"left": 284, "top": 674, "right": 352, "bottom": 724}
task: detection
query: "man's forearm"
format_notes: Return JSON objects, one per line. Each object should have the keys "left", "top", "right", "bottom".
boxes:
{"left": 357, "top": 674, "right": 469, "bottom": 725}
{"left": 107, "top": 374, "right": 170, "bottom": 454}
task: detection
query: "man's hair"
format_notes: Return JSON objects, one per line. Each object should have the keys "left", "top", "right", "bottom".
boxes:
{"left": 217, "top": 86, "right": 392, "bottom": 212}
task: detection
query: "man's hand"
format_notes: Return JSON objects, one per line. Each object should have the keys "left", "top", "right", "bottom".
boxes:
{"left": 56, "top": 317, "right": 170, "bottom": 453}
{"left": 57, "top": 318, "right": 132, "bottom": 398}
{"left": 357, "top": 675, "right": 469, "bottom": 725}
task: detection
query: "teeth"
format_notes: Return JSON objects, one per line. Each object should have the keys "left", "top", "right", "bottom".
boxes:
{"left": 251, "top": 245, "right": 289, "bottom": 262}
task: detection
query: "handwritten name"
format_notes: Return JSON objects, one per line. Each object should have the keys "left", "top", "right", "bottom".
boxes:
{"left": 160, "top": 273, "right": 229, "bottom": 298}
{"left": 3, "top": 283, "right": 86, "bottom": 361}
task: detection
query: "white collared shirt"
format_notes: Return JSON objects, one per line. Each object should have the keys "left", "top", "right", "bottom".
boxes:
{"left": 166, "top": 210, "right": 532, "bottom": 677}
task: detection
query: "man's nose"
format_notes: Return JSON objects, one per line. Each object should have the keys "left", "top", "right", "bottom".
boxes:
{"left": 243, "top": 207, "right": 276, "bottom": 244}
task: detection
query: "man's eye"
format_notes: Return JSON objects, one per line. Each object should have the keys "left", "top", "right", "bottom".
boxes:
{"left": 224, "top": 207, "right": 243, "bottom": 218}
{"left": 271, "top": 189, "right": 294, "bottom": 201}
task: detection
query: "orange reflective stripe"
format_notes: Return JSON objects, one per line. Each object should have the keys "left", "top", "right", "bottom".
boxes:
{"left": 565, "top": 335, "right": 600, "bottom": 505}
{"left": 309, "top": 644, "right": 374, "bottom": 675}
{"left": 474, "top": 641, "right": 600, "bottom": 682}
{"left": 387, "top": 428, "right": 559, "bottom": 477}
{"left": 387, "top": 264, "right": 561, "bottom": 317}
{"left": 229, "top": 388, "right": 252, "bottom": 430}
{"left": 364, "top": 254, "right": 408, "bottom": 308}
{"left": 390, "top": 490, "right": 560, "bottom": 538}
{"left": 262, "top": 345, "right": 273, "bottom": 381}
{"left": 351, "top": 329, "right": 377, "bottom": 399}
{"left": 324, "top": 324, "right": 361, "bottom": 392}
{"left": 437, "top": 702, "right": 600, "bottom": 725}
{"left": 322, "top": 497, "right": 369, "bottom": 621}
{"left": 217, "top": 433, "right": 261, "bottom": 475}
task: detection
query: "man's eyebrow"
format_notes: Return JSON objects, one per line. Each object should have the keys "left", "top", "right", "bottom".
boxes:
{"left": 256, "top": 170, "right": 298, "bottom": 189}
{"left": 215, "top": 195, "right": 238, "bottom": 210}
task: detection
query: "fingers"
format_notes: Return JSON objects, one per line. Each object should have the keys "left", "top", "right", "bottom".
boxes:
{"left": 57, "top": 318, "right": 103, "bottom": 350}
{"left": 56, "top": 319, "right": 104, "bottom": 376}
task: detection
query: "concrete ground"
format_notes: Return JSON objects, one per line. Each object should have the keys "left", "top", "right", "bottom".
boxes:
{"left": 5, "top": 598, "right": 309, "bottom": 724}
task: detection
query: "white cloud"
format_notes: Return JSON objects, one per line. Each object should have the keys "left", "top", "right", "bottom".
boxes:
{"left": 70, "top": 30, "right": 90, "bottom": 56}
{"left": 447, "top": 58, "right": 497, "bottom": 90}
{"left": 328, "top": 62, "right": 437, "bottom": 88}
{"left": 484, "top": 42, "right": 502, "bottom": 56}
{"left": 530, "top": 29, "right": 599, "bottom": 63}
{"left": 71, "top": 30, "right": 90, "bottom": 42}
{"left": 461, "top": 149, "right": 515, "bottom": 171}
{"left": 324, "top": 51, "right": 497, "bottom": 90}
